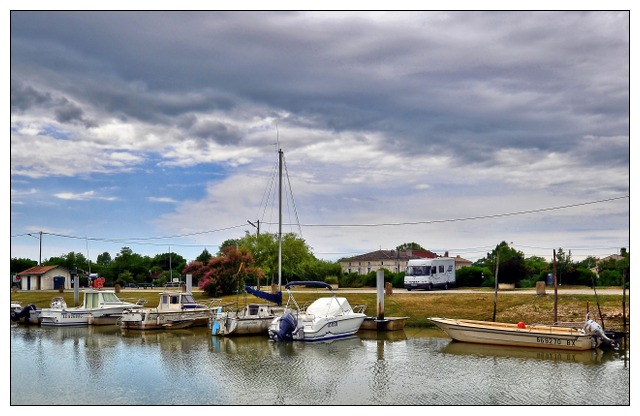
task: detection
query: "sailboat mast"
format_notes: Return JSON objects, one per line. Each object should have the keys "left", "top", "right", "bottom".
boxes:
{"left": 278, "top": 148, "right": 283, "bottom": 291}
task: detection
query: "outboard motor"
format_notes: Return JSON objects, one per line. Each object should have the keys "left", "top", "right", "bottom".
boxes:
{"left": 11, "top": 304, "right": 37, "bottom": 323}
{"left": 583, "top": 319, "right": 618, "bottom": 349}
{"left": 273, "top": 312, "right": 298, "bottom": 341}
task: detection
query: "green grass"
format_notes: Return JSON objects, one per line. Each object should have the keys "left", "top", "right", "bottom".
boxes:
{"left": 11, "top": 287, "right": 629, "bottom": 331}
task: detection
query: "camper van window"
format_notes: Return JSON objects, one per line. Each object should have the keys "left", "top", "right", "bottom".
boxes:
{"left": 439, "top": 265, "right": 445, "bottom": 273}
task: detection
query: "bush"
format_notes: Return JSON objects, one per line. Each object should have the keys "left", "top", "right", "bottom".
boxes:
{"left": 324, "top": 276, "right": 338, "bottom": 285}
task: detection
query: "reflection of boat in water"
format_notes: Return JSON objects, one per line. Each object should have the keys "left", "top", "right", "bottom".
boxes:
{"left": 441, "top": 341, "right": 617, "bottom": 364}
{"left": 428, "top": 316, "right": 617, "bottom": 351}
{"left": 120, "top": 290, "right": 217, "bottom": 330}
{"left": 269, "top": 281, "right": 367, "bottom": 342}
{"left": 39, "top": 289, "right": 144, "bottom": 326}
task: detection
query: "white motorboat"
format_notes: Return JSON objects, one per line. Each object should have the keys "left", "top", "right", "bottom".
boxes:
{"left": 268, "top": 281, "right": 367, "bottom": 342}
{"left": 119, "top": 290, "right": 218, "bottom": 330}
{"left": 39, "top": 289, "right": 144, "bottom": 326}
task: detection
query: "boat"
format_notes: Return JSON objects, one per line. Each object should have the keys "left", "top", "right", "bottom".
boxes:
{"left": 119, "top": 289, "right": 218, "bottom": 330}
{"left": 10, "top": 302, "right": 40, "bottom": 325}
{"left": 212, "top": 297, "right": 285, "bottom": 336}
{"left": 428, "top": 316, "right": 618, "bottom": 351}
{"left": 268, "top": 281, "right": 367, "bottom": 342}
{"left": 38, "top": 289, "right": 144, "bottom": 326}
{"left": 212, "top": 148, "right": 290, "bottom": 337}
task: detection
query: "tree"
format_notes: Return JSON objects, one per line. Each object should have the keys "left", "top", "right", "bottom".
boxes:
{"left": 11, "top": 258, "right": 37, "bottom": 274}
{"left": 220, "top": 231, "right": 318, "bottom": 285}
{"left": 96, "top": 252, "right": 112, "bottom": 266}
{"left": 183, "top": 246, "right": 264, "bottom": 297}
{"left": 396, "top": 242, "right": 425, "bottom": 251}
{"left": 196, "top": 248, "right": 212, "bottom": 263}
{"left": 481, "top": 241, "right": 526, "bottom": 285}
{"left": 555, "top": 248, "right": 573, "bottom": 285}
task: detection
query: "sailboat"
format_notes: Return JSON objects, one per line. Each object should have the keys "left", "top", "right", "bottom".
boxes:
{"left": 211, "top": 148, "right": 287, "bottom": 336}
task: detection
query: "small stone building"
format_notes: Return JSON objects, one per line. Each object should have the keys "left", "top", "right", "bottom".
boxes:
{"left": 16, "top": 265, "right": 72, "bottom": 290}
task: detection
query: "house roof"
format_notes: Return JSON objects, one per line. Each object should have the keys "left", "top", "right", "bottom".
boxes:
{"left": 17, "top": 265, "right": 61, "bottom": 276}
{"left": 454, "top": 255, "right": 473, "bottom": 264}
{"left": 339, "top": 249, "right": 437, "bottom": 262}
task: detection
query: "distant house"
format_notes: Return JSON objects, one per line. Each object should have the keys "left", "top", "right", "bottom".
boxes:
{"left": 16, "top": 265, "right": 72, "bottom": 291}
{"left": 339, "top": 249, "right": 474, "bottom": 275}
{"left": 452, "top": 255, "right": 473, "bottom": 270}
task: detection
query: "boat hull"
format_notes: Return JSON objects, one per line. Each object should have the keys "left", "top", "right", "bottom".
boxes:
{"left": 40, "top": 307, "right": 135, "bottom": 327}
{"left": 271, "top": 313, "right": 367, "bottom": 342}
{"left": 120, "top": 310, "right": 212, "bottom": 330}
{"left": 428, "top": 317, "right": 597, "bottom": 351}
{"left": 212, "top": 304, "right": 284, "bottom": 336}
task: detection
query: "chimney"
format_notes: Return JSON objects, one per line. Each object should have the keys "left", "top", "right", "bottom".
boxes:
{"left": 444, "top": 251, "right": 449, "bottom": 257}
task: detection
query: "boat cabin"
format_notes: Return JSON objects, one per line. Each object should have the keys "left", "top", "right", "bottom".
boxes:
{"left": 157, "top": 292, "right": 207, "bottom": 311}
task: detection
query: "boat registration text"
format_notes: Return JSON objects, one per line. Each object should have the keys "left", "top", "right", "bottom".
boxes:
{"left": 536, "top": 337, "right": 578, "bottom": 347}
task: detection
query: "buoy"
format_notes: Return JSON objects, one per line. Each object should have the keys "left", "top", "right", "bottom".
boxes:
{"left": 517, "top": 321, "right": 526, "bottom": 329}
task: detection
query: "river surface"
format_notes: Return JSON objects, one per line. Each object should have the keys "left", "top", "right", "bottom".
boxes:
{"left": 10, "top": 323, "right": 630, "bottom": 406}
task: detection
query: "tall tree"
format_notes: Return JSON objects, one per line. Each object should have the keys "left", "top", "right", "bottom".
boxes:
{"left": 183, "top": 246, "right": 263, "bottom": 297}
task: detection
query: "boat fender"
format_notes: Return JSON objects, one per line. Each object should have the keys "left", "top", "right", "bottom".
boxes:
{"left": 517, "top": 321, "right": 526, "bottom": 329}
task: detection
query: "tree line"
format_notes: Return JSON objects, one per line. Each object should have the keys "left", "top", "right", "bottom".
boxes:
{"left": 10, "top": 236, "right": 629, "bottom": 295}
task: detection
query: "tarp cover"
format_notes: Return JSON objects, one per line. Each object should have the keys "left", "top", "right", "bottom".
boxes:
{"left": 306, "top": 297, "right": 351, "bottom": 316}
{"left": 245, "top": 286, "right": 282, "bottom": 306}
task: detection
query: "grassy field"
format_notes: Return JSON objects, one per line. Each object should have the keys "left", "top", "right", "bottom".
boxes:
{"left": 10, "top": 286, "right": 630, "bottom": 331}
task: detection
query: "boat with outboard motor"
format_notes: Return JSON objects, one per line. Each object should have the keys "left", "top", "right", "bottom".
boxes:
{"left": 38, "top": 289, "right": 144, "bottom": 326}
{"left": 120, "top": 289, "right": 219, "bottom": 330}
{"left": 212, "top": 295, "right": 284, "bottom": 336}
{"left": 213, "top": 148, "right": 291, "bottom": 337}
{"left": 428, "top": 315, "right": 618, "bottom": 351}
{"left": 268, "top": 281, "right": 367, "bottom": 342}
{"left": 10, "top": 302, "right": 40, "bottom": 325}
{"left": 211, "top": 285, "right": 284, "bottom": 336}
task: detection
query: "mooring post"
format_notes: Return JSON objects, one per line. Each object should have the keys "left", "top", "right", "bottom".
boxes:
{"left": 376, "top": 269, "right": 385, "bottom": 321}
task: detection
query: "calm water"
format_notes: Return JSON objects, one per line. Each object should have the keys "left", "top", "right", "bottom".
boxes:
{"left": 10, "top": 323, "right": 630, "bottom": 406}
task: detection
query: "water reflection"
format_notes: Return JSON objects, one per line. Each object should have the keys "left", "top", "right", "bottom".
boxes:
{"left": 10, "top": 325, "right": 629, "bottom": 406}
{"left": 441, "top": 341, "right": 622, "bottom": 365}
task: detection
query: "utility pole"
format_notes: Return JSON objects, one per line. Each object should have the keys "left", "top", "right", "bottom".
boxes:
{"left": 247, "top": 219, "right": 260, "bottom": 288}
{"left": 39, "top": 231, "right": 42, "bottom": 265}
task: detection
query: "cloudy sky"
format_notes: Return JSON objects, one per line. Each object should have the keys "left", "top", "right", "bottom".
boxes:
{"left": 9, "top": 10, "right": 631, "bottom": 265}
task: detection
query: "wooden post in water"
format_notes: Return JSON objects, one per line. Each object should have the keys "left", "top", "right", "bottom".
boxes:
{"left": 553, "top": 249, "right": 558, "bottom": 323}
{"left": 376, "top": 269, "right": 385, "bottom": 321}
{"left": 492, "top": 253, "right": 499, "bottom": 322}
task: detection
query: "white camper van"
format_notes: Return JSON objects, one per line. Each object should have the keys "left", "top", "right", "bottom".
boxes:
{"left": 404, "top": 257, "right": 455, "bottom": 291}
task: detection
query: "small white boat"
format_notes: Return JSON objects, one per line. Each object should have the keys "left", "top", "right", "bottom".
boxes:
{"left": 39, "top": 289, "right": 144, "bottom": 327}
{"left": 119, "top": 290, "right": 218, "bottom": 330}
{"left": 428, "top": 316, "right": 617, "bottom": 351}
{"left": 212, "top": 286, "right": 285, "bottom": 336}
{"left": 11, "top": 302, "right": 22, "bottom": 314}
{"left": 268, "top": 281, "right": 367, "bottom": 342}
{"left": 212, "top": 302, "right": 285, "bottom": 336}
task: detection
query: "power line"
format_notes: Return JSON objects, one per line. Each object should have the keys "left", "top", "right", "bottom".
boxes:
{"left": 10, "top": 195, "right": 628, "bottom": 244}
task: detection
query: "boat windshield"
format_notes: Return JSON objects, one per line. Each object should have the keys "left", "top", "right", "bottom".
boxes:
{"left": 406, "top": 266, "right": 430, "bottom": 276}
{"left": 181, "top": 294, "right": 196, "bottom": 304}
{"left": 102, "top": 292, "right": 122, "bottom": 303}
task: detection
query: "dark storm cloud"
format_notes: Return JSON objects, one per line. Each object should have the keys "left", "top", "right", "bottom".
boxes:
{"left": 10, "top": 12, "right": 628, "bottom": 162}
